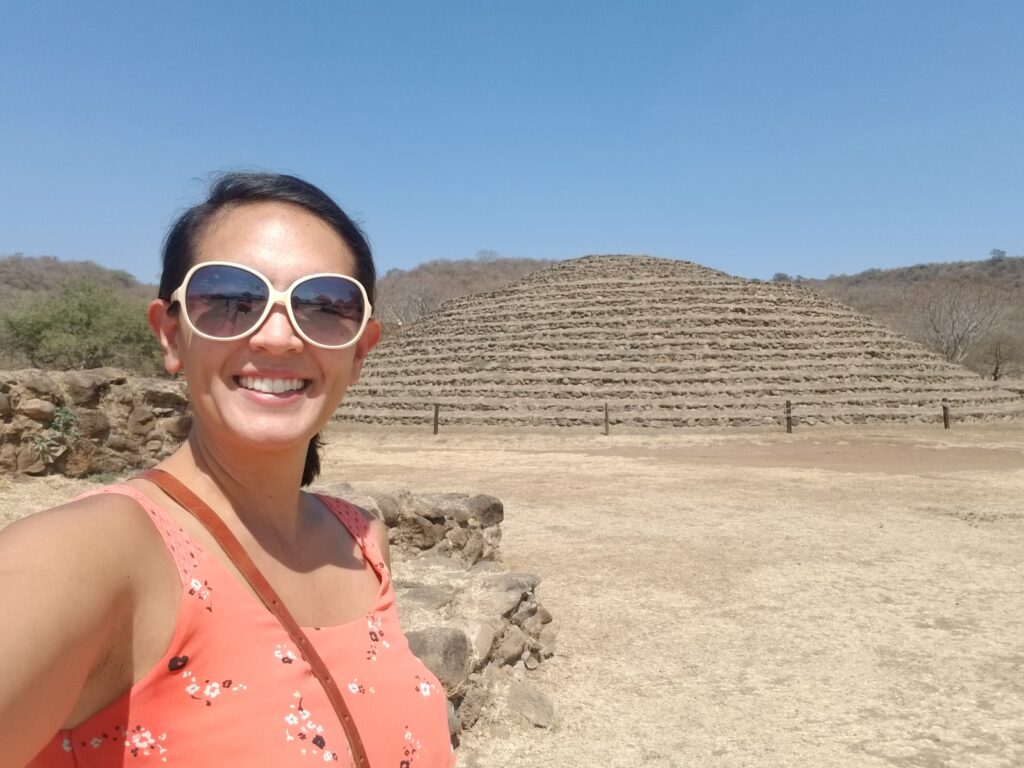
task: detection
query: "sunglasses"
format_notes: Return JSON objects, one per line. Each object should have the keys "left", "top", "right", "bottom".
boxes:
{"left": 168, "top": 261, "right": 372, "bottom": 349}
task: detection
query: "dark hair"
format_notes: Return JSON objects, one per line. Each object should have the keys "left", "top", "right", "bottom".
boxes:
{"left": 160, "top": 171, "right": 375, "bottom": 486}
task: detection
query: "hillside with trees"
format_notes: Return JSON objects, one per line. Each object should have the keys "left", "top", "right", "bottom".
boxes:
{"left": 0, "top": 251, "right": 1020, "bottom": 382}
{"left": 789, "top": 251, "right": 1024, "bottom": 380}
{"left": 0, "top": 254, "right": 160, "bottom": 372}
{"left": 375, "top": 252, "right": 554, "bottom": 329}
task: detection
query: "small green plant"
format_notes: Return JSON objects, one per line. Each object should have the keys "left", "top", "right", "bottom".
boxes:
{"left": 51, "top": 406, "right": 79, "bottom": 442}
{"left": 31, "top": 406, "right": 80, "bottom": 465}
{"left": 31, "top": 433, "right": 61, "bottom": 464}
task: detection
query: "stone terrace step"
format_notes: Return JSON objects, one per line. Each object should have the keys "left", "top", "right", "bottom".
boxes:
{"left": 340, "top": 255, "right": 1024, "bottom": 428}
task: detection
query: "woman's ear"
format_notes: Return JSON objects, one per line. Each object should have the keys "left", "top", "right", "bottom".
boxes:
{"left": 148, "top": 299, "right": 184, "bottom": 374}
{"left": 348, "top": 318, "right": 382, "bottom": 385}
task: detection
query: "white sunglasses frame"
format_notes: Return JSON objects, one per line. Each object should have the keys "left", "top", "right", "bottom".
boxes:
{"left": 168, "top": 261, "right": 373, "bottom": 350}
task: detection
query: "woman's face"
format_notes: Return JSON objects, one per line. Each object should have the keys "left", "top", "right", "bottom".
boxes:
{"left": 152, "top": 201, "right": 379, "bottom": 457}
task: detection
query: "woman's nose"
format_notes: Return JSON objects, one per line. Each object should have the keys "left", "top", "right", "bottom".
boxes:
{"left": 248, "top": 303, "right": 304, "bottom": 352}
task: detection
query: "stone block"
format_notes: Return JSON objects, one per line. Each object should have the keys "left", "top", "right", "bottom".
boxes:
{"left": 406, "top": 627, "right": 471, "bottom": 689}
{"left": 0, "top": 393, "right": 10, "bottom": 417}
{"left": 491, "top": 625, "right": 526, "bottom": 666}
{"left": 507, "top": 682, "right": 554, "bottom": 728}
{"left": 482, "top": 572, "right": 540, "bottom": 594}
{"left": 140, "top": 379, "right": 188, "bottom": 409}
{"left": 482, "top": 588, "right": 522, "bottom": 619}
{"left": 446, "top": 527, "right": 469, "bottom": 548}
{"left": 371, "top": 492, "right": 401, "bottom": 526}
{"left": 401, "top": 585, "right": 455, "bottom": 612}
{"left": 17, "top": 398, "right": 55, "bottom": 422}
{"left": 463, "top": 495, "right": 503, "bottom": 527}
{"left": 456, "top": 685, "right": 489, "bottom": 730}
{"left": 127, "top": 406, "right": 154, "bottom": 436}
{"left": 14, "top": 370, "right": 59, "bottom": 398}
{"left": 462, "top": 529, "right": 484, "bottom": 563}
{"left": 0, "top": 442, "right": 18, "bottom": 470}
{"left": 398, "top": 513, "right": 446, "bottom": 550}
{"left": 16, "top": 444, "right": 46, "bottom": 474}
{"left": 482, "top": 525, "right": 502, "bottom": 547}
{"left": 62, "top": 370, "right": 108, "bottom": 406}
{"left": 75, "top": 409, "right": 110, "bottom": 440}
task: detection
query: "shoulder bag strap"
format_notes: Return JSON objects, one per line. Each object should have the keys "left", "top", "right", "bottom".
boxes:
{"left": 138, "top": 468, "right": 371, "bottom": 768}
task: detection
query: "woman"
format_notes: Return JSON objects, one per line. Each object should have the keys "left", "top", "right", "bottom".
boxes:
{"left": 0, "top": 173, "right": 454, "bottom": 766}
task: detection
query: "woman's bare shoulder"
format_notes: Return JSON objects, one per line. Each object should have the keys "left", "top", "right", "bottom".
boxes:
{"left": 0, "top": 489, "right": 171, "bottom": 763}
{"left": 316, "top": 493, "right": 393, "bottom": 571}
{"left": 1, "top": 486, "right": 164, "bottom": 562}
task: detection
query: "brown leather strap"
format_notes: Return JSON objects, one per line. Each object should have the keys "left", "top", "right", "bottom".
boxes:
{"left": 139, "top": 468, "right": 371, "bottom": 768}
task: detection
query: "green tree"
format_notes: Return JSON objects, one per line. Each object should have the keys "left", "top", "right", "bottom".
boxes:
{"left": 4, "top": 279, "right": 161, "bottom": 372}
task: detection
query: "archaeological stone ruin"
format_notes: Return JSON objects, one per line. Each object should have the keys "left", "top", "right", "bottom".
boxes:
{"left": 340, "top": 254, "right": 1024, "bottom": 428}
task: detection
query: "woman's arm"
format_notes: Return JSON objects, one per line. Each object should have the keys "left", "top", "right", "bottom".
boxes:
{"left": 0, "top": 495, "right": 149, "bottom": 766}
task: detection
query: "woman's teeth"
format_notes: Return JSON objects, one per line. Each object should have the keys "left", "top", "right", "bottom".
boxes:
{"left": 237, "top": 376, "right": 307, "bottom": 394}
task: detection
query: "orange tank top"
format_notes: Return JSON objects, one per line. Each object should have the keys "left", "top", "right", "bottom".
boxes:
{"left": 28, "top": 485, "right": 455, "bottom": 767}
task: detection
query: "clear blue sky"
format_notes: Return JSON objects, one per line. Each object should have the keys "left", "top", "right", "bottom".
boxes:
{"left": 1, "top": 1, "right": 1021, "bottom": 284}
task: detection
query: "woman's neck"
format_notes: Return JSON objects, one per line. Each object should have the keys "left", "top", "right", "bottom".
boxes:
{"left": 159, "top": 428, "right": 314, "bottom": 546}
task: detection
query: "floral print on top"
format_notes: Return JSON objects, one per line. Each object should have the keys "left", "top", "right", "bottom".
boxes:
{"left": 28, "top": 485, "right": 455, "bottom": 768}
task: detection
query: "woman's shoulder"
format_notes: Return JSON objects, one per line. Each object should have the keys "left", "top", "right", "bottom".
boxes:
{"left": 0, "top": 486, "right": 180, "bottom": 764}
{"left": 1, "top": 483, "right": 176, "bottom": 584}
{"left": 314, "top": 492, "right": 393, "bottom": 571}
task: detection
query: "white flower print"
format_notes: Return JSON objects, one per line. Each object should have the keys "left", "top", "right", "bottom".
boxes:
{"left": 180, "top": 667, "right": 244, "bottom": 705}
{"left": 130, "top": 730, "right": 155, "bottom": 750}
{"left": 90, "top": 737, "right": 103, "bottom": 748}
{"left": 348, "top": 682, "right": 359, "bottom": 694}
{"left": 62, "top": 738, "right": 72, "bottom": 753}
{"left": 285, "top": 694, "right": 337, "bottom": 759}
{"left": 413, "top": 675, "right": 436, "bottom": 698}
{"left": 189, "top": 578, "right": 202, "bottom": 591}
{"left": 365, "top": 614, "right": 388, "bottom": 661}
{"left": 124, "top": 726, "right": 169, "bottom": 759}
{"left": 275, "top": 644, "right": 298, "bottom": 664}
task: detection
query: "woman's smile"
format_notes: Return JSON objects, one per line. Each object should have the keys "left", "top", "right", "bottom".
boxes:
{"left": 235, "top": 375, "right": 311, "bottom": 395}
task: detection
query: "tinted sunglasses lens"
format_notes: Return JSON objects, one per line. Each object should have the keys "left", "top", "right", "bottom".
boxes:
{"left": 184, "top": 265, "right": 269, "bottom": 338}
{"left": 290, "top": 276, "right": 365, "bottom": 347}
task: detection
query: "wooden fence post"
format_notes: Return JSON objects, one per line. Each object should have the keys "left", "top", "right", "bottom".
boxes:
{"left": 433, "top": 403, "right": 440, "bottom": 435}
{"left": 941, "top": 399, "right": 950, "bottom": 430}
{"left": 603, "top": 403, "right": 609, "bottom": 436}
{"left": 785, "top": 400, "right": 793, "bottom": 433}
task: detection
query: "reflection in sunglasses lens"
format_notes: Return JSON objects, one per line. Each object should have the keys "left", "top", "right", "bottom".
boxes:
{"left": 186, "top": 266, "right": 269, "bottom": 338}
{"left": 292, "top": 277, "right": 364, "bottom": 346}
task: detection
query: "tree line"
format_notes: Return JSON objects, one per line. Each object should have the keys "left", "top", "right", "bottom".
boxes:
{"left": 0, "top": 251, "right": 1020, "bottom": 382}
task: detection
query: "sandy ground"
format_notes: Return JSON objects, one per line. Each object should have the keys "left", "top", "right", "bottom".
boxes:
{"left": 4, "top": 422, "right": 1023, "bottom": 767}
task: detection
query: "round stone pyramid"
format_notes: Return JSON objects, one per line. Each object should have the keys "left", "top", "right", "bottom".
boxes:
{"left": 338, "top": 255, "right": 1024, "bottom": 428}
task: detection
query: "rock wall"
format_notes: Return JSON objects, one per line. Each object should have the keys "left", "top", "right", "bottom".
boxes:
{"left": 317, "top": 483, "right": 557, "bottom": 735}
{"left": 0, "top": 369, "right": 187, "bottom": 477}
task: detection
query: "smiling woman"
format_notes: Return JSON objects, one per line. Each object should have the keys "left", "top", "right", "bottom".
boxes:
{"left": 0, "top": 173, "right": 455, "bottom": 768}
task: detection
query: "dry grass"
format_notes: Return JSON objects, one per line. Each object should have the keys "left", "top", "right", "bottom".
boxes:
{"left": 321, "top": 422, "right": 1024, "bottom": 768}
{"left": 4, "top": 422, "right": 1023, "bottom": 767}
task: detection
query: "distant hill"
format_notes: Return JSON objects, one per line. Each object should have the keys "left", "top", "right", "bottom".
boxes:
{"left": 0, "top": 253, "right": 155, "bottom": 307}
{"left": 0, "top": 254, "right": 158, "bottom": 370}
{"left": 794, "top": 255, "right": 1024, "bottom": 379}
{"left": 375, "top": 256, "right": 554, "bottom": 328}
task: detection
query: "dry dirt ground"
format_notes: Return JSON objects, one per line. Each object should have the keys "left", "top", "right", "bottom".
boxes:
{"left": 3, "top": 422, "right": 1023, "bottom": 767}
